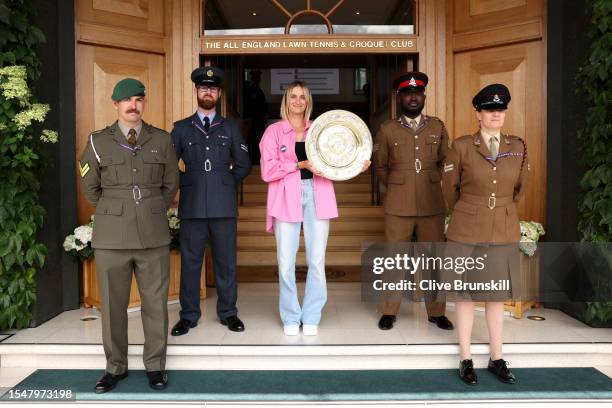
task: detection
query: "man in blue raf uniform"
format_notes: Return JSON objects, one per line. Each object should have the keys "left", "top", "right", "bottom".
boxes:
{"left": 171, "top": 66, "right": 251, "bottom": 335}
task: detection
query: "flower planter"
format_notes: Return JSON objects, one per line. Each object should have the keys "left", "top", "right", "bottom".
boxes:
{"left": 82, "top": 250, "right": 206, "bottom": 309}
{"left": 504, "top": 252, "right": 540, "bottom": 318}
{"left": 474, "top": 252, "right": 540, "bottom": 318}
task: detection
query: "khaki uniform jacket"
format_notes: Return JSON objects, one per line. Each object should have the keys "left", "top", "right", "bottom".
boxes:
{"left": 374, "top": 115, "right": 450, "bottom": 216}
{"left": 80, "top": 121, "right": 179, "bottom": 249}
{"left": 442, "top": 131, "right": 529, "bottom": 243}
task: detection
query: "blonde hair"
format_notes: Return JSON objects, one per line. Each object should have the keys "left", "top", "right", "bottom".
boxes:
{"left": 280, "top": 81, "right": 313, "bottom": 122}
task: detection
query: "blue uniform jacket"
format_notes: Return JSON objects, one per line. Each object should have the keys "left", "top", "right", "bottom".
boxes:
{"left": 171, "top": 113, "right": 251, "bottom": 219}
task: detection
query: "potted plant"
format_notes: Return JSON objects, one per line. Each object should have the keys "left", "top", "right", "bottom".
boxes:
{"left": 64, "top": 209, "right": 205, "bottom": 309}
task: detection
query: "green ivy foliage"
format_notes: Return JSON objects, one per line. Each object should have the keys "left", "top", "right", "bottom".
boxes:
{"left": 0, "top": 0, "right": 47, "bottom": 329}
{"left": 576, "top": 0, "right": 612, "bottom": 324}
{"left": 577, "top": 0, "right": 612, "bottom": 242}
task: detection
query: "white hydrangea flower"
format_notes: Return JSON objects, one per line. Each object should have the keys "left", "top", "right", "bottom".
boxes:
{"left": 13, "top": 103, "right": 50, "bottom": 130}
{"left": 519, "top": 241, "right": 537, "bottom": 257}
{"left": 0, "top": 66, "right": 30, "bottom": 102}
{"left": 167, "top": 208, "right": 180, "bottom": 230}
{"left": 169, "top": 217, "right": 180, "bottom": 230}
{"left": 40, "top": 129, "right": 58, "bottom": 143}
{"left": 0, "top": 122, "right": 6, "bottom": 131}
{"left": 74, "top": 225, "right": 93, "bottom": 245}
{"left": 63, "top": 234, "right": 77, "bottom": 251}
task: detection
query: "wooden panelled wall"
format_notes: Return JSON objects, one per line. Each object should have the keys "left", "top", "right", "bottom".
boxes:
{"left": 445, "top": 0, "right": 547, "bottom": 224}
{"left": 74, "top": 0, "right": 547, "bottom": 226}
{"left": 75, "top": 0, "right": 201, "bottom": 224}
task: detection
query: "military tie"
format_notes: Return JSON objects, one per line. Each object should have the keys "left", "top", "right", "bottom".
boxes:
{"left": 490, "top": 135, "right": 499, "bottom": 160}
{"left": 203, "top": 116, "right": 210, "bottom": 132}
{"left": 410, "top": 119, "right": 418, "bottom": 130}
{"left": 127, "top": 128, "right": 137, "bottom": 146}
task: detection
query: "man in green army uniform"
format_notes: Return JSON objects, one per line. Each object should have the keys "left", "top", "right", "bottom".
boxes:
{"left": 79, "top": 78, "right": 179, "bottom": 393}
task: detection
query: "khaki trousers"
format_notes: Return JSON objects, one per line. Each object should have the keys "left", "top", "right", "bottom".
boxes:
{"left": 380, "top": 214, "right": 446, "bottom": 317}
{"left": 95, "top": 246, "right": 170, "bottom": 374}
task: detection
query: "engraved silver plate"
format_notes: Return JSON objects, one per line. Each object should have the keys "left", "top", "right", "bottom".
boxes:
{"left": 305, "top": 110, "right": 372, "bottom": 181}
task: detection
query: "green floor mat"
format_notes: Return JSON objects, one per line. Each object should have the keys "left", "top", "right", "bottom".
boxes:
{"left": 3, "top": 368, "right": 611, "bottom": 401}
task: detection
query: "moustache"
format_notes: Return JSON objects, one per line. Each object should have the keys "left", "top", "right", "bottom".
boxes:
{"left": 126, "top": 109, "right": 140, "bottom": 114}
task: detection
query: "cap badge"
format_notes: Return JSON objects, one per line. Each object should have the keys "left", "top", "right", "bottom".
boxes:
{"left": 206, "top": 69, "right": 214, "bottom": 78}
{"left": 409, "top": 77, "right": 417, "bottom": 86}
{"left": 493, "top": 94, "right": 501, "bottom": 103}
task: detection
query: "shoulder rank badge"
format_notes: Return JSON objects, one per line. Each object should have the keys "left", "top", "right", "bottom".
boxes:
{"left": 79, "top": 161, "right": 90, "bottom": 178}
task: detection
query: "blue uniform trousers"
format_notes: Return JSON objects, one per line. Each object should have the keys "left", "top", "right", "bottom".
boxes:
{"left": 179, "top": 217, "right": 238, "bottom": 321}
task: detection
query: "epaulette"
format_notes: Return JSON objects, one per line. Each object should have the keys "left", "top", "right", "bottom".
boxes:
{"left": 89, "top": 128, "right": 107, "bottom": 163}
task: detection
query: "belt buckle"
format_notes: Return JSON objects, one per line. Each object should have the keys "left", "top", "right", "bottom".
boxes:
{"left": 132, "top": 185, "right": 142, "bottom": 202}
{"left": 204, "top": 159, "right": 212, "bottom": 172}
{"left": 488, "top": 196, "right": 496, "bottom": 210}
{"left": 415, "top": 158, "right": 422, "bottom": 174}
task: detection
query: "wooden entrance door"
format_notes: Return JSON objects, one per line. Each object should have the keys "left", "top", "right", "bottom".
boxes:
{"left": 75, "top": 0, "right": 201, "bottom": 224}
{"left": 447, "top": 0, "right": 546, "bottom": 223}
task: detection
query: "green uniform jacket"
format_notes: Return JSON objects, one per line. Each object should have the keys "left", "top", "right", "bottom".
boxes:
{"left": 79, "top": 121, "right": 179, "bottom": 249}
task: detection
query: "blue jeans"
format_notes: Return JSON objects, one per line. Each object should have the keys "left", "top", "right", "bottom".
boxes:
{"left": 274, "top": 179, "right": 330, "bottom": 326}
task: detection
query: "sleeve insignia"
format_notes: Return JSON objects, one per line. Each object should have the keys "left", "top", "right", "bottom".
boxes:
{"left": 240, "top": 144, "right": 248, "bottom": 152}
{"left": 79, "top": 161, "right": 91, "bottom": 178}
{"left": 444, "top": 163, "right": 454, "bottom": 173}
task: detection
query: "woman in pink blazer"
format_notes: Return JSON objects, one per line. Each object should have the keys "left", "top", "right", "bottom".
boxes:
{"left": 259, "top": 81, "right": 368, "bottom": 336}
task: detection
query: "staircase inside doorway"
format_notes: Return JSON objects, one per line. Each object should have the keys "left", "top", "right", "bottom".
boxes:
{"left": 237, "top": 166, "right": 385, "bottom": 282}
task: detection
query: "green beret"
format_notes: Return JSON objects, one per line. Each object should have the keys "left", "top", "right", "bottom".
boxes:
{"left": 111, "top": 78, "right": 146, "bottom": 101}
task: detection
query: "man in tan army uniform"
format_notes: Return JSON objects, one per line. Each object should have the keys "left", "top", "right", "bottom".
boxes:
{"left": 374, "top": 72, "right": 453, "bottom": 331}
{"left": 79, "top": 78, "right": 179, "bottom": 393}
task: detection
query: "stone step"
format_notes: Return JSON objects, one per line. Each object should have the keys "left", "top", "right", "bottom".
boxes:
{"left": 2, "top": 343, "right": 609, "bottom": 371}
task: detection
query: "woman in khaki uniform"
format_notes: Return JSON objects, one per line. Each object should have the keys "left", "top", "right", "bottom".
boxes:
{"left": 442, "top": 84, "right": 529, "bottom": 385}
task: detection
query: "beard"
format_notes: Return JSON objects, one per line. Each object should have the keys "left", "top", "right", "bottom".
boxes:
{"left": 197, "top": 95, "right": 217, "bottom": 110}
